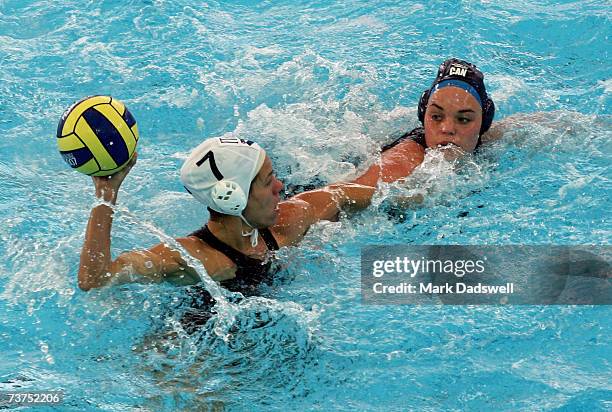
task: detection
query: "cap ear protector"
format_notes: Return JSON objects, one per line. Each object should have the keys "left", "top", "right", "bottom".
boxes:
{"left": 418, "top": 89, "right": 495, "bottom": 136}
{"left": 211, "top": 180, "right": 248, "bottom": 215}
{"left": 417, "top": 88, "right": 430, "bottom": 124}
{"left": 480, "top": 98, "right": 495, "bottom": 135}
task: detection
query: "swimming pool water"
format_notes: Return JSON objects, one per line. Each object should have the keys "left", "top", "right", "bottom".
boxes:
{"left": 0, "top": 1, "right": 610, "bottom": 410}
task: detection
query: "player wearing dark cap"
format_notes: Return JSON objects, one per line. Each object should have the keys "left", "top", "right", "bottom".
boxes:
{"left": 355, "top": 58, "right": 498, "bottom": 187}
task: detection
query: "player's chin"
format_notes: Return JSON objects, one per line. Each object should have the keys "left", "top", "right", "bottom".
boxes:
{"left": 432, "top": 137, "right": 476, "bottom": 152}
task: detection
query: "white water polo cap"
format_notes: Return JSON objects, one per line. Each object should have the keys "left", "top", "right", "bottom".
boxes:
{"left": 180, "top": 137, "right": 266, "bottom": 216}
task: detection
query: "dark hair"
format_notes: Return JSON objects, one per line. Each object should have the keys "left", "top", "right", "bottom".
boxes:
{"left": 207, "top": 207, "right": 223, "bottom": 219}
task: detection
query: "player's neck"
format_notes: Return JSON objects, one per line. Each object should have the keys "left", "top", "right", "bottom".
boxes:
{"left": 208, "top": 217, "right": 257, "bottom": 252}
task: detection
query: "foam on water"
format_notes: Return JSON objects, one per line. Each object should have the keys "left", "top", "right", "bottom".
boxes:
{"left": 0, "top": 0, "right": 610, "bottom": 410}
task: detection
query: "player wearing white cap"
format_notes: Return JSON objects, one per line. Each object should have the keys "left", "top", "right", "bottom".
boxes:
{"left": 78, "top": 137, "right": 378, "bottom": 292}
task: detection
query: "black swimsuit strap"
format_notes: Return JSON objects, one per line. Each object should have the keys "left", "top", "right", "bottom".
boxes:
{"left": 260, "top": 227, "right": 279, "bottom": 251}
{"left": 189, "top": 225, "right": 278, "bottom": 267}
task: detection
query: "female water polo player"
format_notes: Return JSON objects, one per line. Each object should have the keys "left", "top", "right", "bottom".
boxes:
{"left": 78, "top": 137, "right": 384, "bottom": 295}
{"left": 79, "top": 137, "right": 420, "bottom": 329}
{"left": 354, "top": 58, "right": 502, "bottom": 187}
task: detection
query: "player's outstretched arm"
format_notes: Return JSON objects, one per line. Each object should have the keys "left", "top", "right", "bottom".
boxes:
{"left": 352, "top": 139, "right": 425, "bottom": 188}
{"left": 271, "top": 183, "right": 376, "bottom": 247}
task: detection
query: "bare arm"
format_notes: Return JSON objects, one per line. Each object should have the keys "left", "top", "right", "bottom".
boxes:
{"left": 272, "top": 183, "right": 376, "bottom": 246}
{"left": 353, "top": 139, "right": 425, "bottom": 187}
{"left": 78, "top": 153, "right": 194, "bottom": 291}
{"left": 272, "top": 139, "right": 428, "bottom": 245}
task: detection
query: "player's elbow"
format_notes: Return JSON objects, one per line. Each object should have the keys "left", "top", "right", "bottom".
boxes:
{"left": 77, "top": 267, "right": 112, "bottom": 291}
{"left": 78, "top": 282, "right": 93, "bottom": 292}
{"left": 77, "top": 273, "right": 96, "bottom": 291}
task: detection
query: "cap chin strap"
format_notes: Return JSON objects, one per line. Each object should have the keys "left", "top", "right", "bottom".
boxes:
{"left": 239, "top": 214, "right": 259, "bottom": 247}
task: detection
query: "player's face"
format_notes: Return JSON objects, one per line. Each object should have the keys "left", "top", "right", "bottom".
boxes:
{"left": 424, "top": 86, "right": 483, "bottom": 152}
{"left": 243, "top": 156, "right": 283, "bottom": 228}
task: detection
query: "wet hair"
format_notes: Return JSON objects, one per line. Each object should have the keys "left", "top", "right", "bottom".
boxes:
{"left": 418, "top": 58, "right": 495, "bottom": 137}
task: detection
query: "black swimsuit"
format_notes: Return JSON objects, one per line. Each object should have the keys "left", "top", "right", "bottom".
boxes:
{"left": 180, "top": 226, "right": 279, "bottom": 332}
{"left": 190, "top": 225, "right": 279, "bottom": 294}
{"left": 381, "top": 127, "right": 426, "bottom": 152}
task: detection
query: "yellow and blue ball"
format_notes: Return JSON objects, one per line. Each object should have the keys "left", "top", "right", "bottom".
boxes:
{"left": 57, "top": 95, "right": 139, "bottom": 176}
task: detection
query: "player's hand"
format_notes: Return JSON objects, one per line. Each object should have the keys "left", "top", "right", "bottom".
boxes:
{"left": 92, "top": 152, "right": 138, "bottom": 202}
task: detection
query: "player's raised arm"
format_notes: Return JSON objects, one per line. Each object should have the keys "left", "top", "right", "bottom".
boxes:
{"left": 77, "top": 154, "right": 195, "bottom": 290}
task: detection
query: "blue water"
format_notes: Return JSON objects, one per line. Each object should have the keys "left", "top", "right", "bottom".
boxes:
{"left": 1, "top": 1, "right": 611, "bottom": 410}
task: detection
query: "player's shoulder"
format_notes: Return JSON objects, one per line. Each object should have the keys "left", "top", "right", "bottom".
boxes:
{"left": 175, "top": 236, "right": 238, "bottom": 282}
